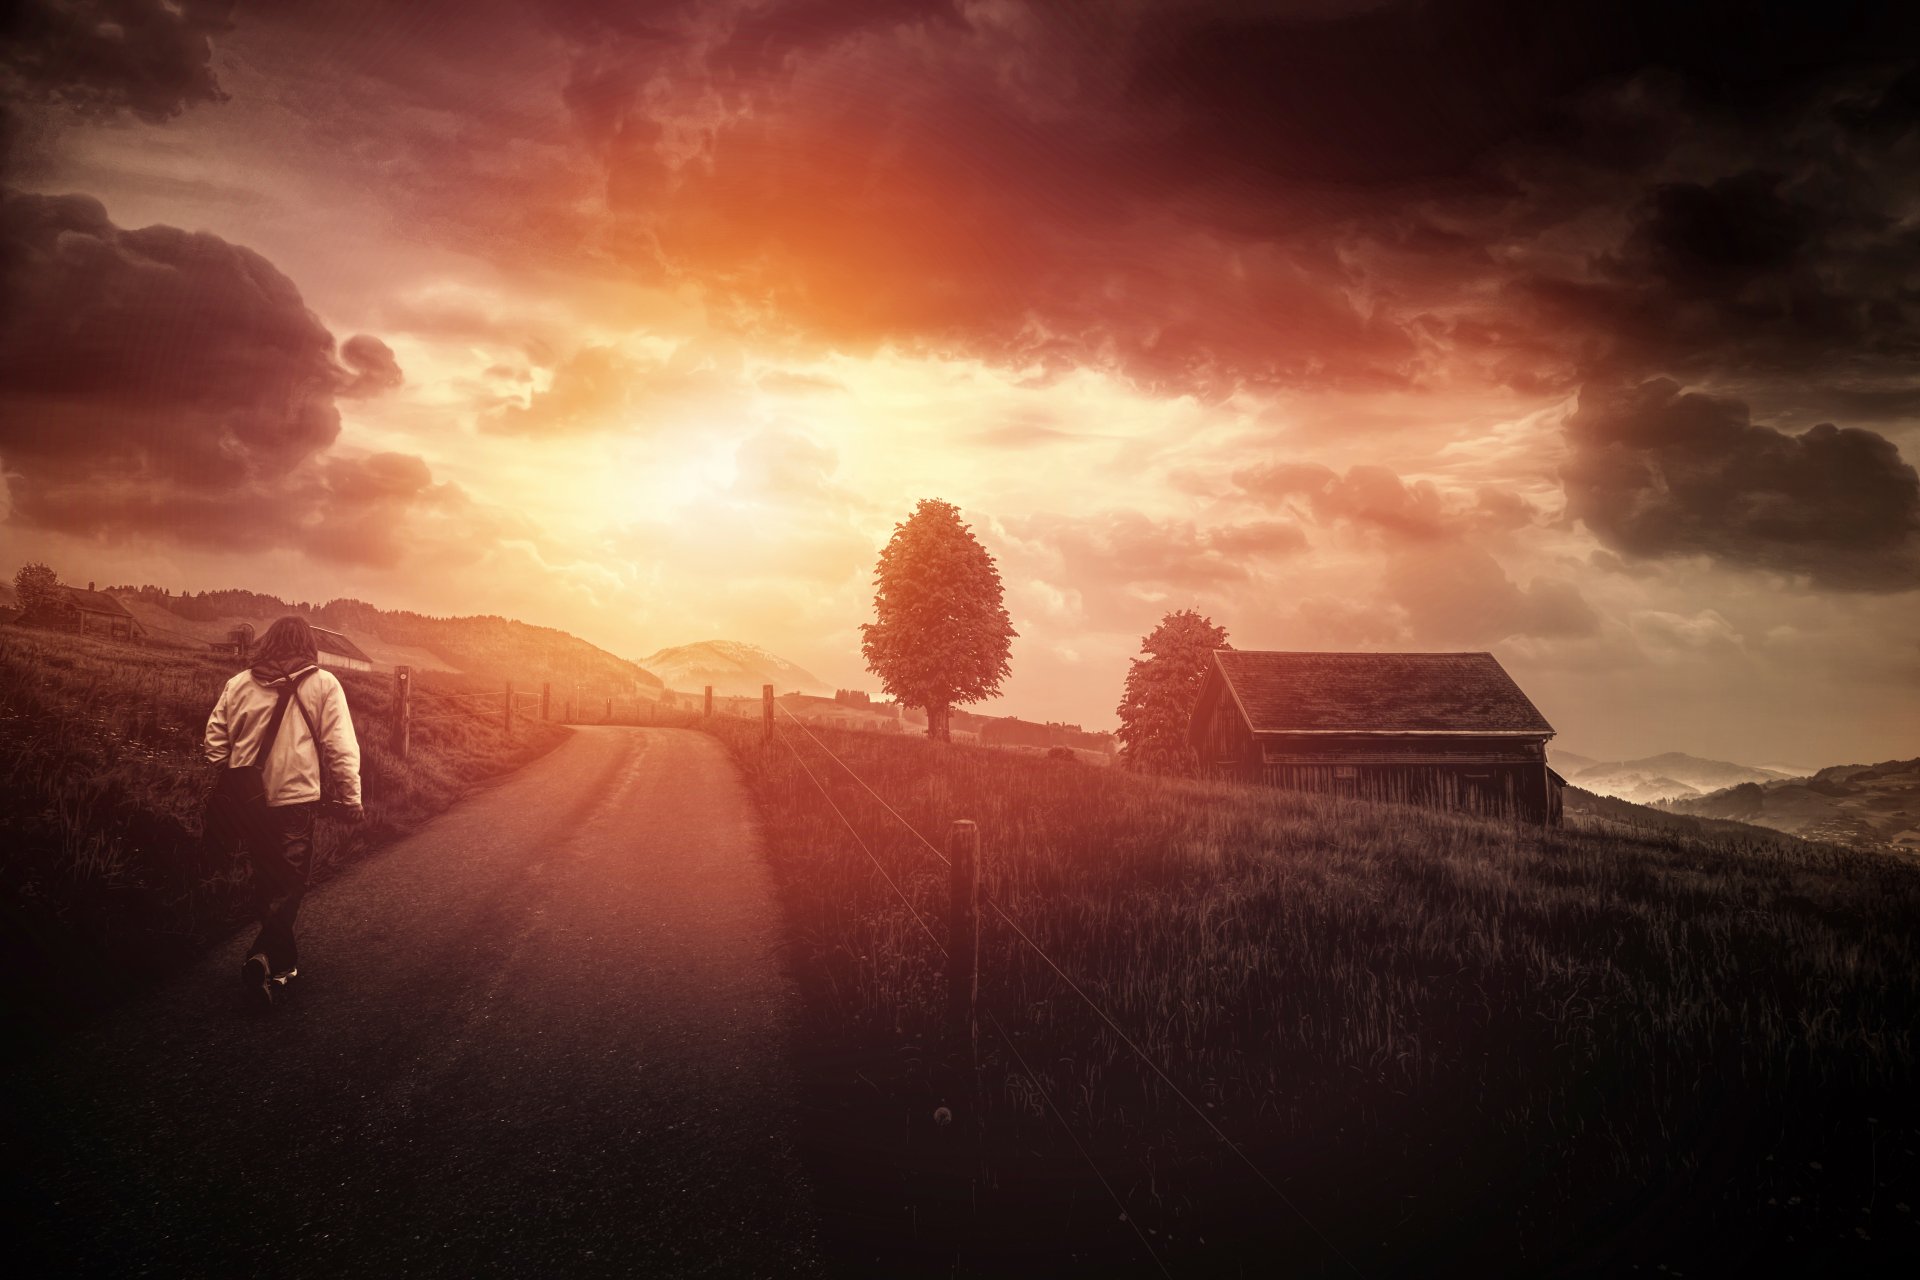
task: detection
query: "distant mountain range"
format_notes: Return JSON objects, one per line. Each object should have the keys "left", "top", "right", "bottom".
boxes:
{"left": 1549, "top": 749, "right": 1800, "bottom": 804}
{"left": 637, "top": 640, "right": 830, "bottom": 697}
{"left": 1672, "top": 759, "right": 1920, "bottom": 852}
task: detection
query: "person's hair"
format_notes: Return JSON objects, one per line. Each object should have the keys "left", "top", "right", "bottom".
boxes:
{"left": 253, "top": 615, "right": 319, "bottom": 668}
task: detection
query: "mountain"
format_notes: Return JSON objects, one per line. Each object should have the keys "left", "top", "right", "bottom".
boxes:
{"left": 637, "top": 640, "right": 829, "bottom": 697}
{"left": 1672, "top": 758, "right": 1920, "bottom": 852}
{"left": 104, "top": 586, "right": 661, "bottom": 694}
{"left": 1565, "top": 752, "right": 1800, "bottom": 804}
{"left": 1562, "top": 785, "right": 1819, "bottom": 846}
{"left": 1547, "top": 747, "right": 1598, "bottom": 775}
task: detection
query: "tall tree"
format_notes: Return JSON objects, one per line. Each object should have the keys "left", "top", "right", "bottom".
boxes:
{"left": 13, "top": 562, "right": 61, "bottom": 620}
{"left": 861, "top": 499, "right": 1016, "bottom": 742}
{"left": 1115, "top": 609, "right": 1230, "bottom": 774}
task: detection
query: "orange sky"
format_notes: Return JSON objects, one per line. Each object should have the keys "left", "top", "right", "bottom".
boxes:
{"left": 4, "top": 2, "right": 1919, "bottom": 763}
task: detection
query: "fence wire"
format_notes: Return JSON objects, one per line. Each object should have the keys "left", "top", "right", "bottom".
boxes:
{"left": 771, "top": 701, "right": 1363, "bottom": 1278}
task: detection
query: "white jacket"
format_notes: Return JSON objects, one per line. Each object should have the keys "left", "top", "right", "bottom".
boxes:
{"left": 205, "top": 662, "right": 363, "bottom": 808}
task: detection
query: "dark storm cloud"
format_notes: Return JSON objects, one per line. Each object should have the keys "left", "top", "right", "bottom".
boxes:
{"left": 1, "top": 0, "right": 233, "bottom": 123}
{"left": 183, "top": 2, "right": 1920, "bottom": 409}
{"left": 1125, "top": 0, "right": 1920, "bottom": 190}
{"left": 0, "top": 191, "right": 470, "bottom": 566}
{"left": 1527, "top": 146, "right": 1920, "bottom": 387}
{"left": 1563, "top": 379, "right": 1920, "bottom": 591}
{"left": 0, "top": 190, "right": 343, "bottom": 482}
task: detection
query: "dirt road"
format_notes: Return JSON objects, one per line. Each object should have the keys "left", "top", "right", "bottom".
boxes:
{"left": 7, "top": 727, "right": 820, "bottom": 1277}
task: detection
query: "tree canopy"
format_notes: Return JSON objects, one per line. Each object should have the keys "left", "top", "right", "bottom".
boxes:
{"left": 13, "top": 563, "right": 61, "bottom": 618}
{"left": 1115, "top": 609, "right": 1230, "bottom": 773}
{"left": 860, "top": 499, "right": 1015, "bottom": 741}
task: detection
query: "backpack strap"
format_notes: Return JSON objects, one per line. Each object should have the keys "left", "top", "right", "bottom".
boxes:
{"left": 249, "top": 671, "right": 316, "bottom": 771}
{"left": 286, "top": 671, "right": 332, "bottom": 802}
{"left": 249, "top": 682, "right": 299, "bottom": 772}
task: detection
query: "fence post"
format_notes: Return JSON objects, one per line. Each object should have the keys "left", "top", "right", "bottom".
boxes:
{"left": 504, "top": 681, "right": 513, "bottom": 735}
{"left": 392, "top": 666, "right": 412, "bottom": 760}
{"left": 947, "top": 819, "right": 980, "bottom": 1069}
{"left": 541, "top": 682, "right": 551, "bottom": 721}
{"left": 704, "top": 685, "right": 713, "bottom": 718}
{"left": 763, "top": 684, "right": 775, "bottom": 743}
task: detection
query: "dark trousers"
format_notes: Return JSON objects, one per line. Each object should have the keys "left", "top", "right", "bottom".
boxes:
{"left": 246, "top": 803, "right": 316, "bottom": 974}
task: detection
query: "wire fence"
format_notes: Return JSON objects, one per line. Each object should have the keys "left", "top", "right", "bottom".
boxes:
{"left": 767, "top": 700, "right": 1362, "bottom": 1278}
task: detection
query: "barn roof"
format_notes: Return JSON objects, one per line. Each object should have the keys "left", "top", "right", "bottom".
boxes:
{"left": 310, "top": 625, "right": 372, "bottom": 664}
{"left": 1208, "top": 650, "right": 1554, "bottom": 736}
{"left": 62, "top": 587, "right": 134, "bottom": 617}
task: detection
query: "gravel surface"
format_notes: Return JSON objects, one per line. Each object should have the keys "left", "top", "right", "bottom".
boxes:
{"left": 7, "top": 727, "right": 822, "bottom": 1278}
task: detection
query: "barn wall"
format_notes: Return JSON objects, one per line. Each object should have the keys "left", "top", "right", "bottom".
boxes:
{"left": 1194, "top": 683, "right": 1256, "bottom": 777}
{"left": 1243, "top": 735, "right": 1560, "bottom": 825}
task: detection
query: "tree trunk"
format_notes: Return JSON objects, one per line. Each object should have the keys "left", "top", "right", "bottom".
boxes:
{"left": 927, "top": 701, "right": 951, "bottom": 742}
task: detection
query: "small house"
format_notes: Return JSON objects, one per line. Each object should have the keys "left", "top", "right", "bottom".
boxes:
{"left": 1189, "top": 650, "right": 1563, "bottom": 825}
{"left": 58, "top": 586, "right": 143, "bottom": 642}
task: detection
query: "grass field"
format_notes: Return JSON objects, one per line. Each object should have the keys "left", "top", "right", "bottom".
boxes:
{"left": 0, "top": 625, "right": 566, "bottom": 1048}
{"left": 707, "top": 712, "right": 1920, "bottom": 1276}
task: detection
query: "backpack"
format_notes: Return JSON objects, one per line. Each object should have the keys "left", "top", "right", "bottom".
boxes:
{"left": 203, "top": 670, "right": 313, "bottom": 850}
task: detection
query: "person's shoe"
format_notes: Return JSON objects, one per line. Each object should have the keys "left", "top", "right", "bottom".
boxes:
{"left": 270, "top": 968, "right": 298, "bottom": 988}
{"left": 241, "top": 953, "right": 273, "bottom": 1010}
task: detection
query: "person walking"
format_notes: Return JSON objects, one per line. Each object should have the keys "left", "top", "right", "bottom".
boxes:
{"left": 205, "top": 616, "right": 363, "bottom": 1008}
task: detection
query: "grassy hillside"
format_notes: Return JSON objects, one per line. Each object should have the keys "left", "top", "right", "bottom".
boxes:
{"left": 109, "top": 585, "right": 662, "bottom": 694}
{"left": 705, "top": 714, "right": 1920, "bottom": 1276}
{"left": 0, "top": 625, "right": 567, "bottom": 1050}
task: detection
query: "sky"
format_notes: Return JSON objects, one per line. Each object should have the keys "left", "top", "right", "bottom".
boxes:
{"left": 3, "top": 0, "right": 1919, "bottom": 765}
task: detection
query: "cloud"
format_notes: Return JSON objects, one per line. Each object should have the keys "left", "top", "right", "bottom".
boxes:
{"left": 1563, "top": 379, "right": 1920, "bottom": 591}
{"left": 732, "top": 427, "right": 839, "bottom": 503}
{"left": 486, "top": 341, "right": 736, "bottom": 435}
{"left": 2, "top": 0, "right": 233, "bottom": 125}
{"left": 756, "top": 369, "right": 845, "bottom": 395}
{"left": 1383, "top": 545, "right": 1599, "bottom": 646}
{"left": 1007, "top": 509, "right": 1308, "bottom": 605}
{"left": 0, "top": 191, "right": 497, "bottom": 567}
{"left": 1630, "top": 608, "right": 1742, "bottom": 658}
{"left": 1234, "top": 461, "right": 1537, "bottom": 543}
{"left": 0, "top": 191, "right": 343, "bottom": 483}
{"left": 337, "top": 334, "right": 404, "bottom": 398}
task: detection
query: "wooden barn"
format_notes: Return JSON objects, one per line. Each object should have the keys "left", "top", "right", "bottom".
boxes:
{"left": 57, "top": 586, "right": 144, "bottom": 642}
{"left": 1189, "top": 650, "right": 1564, "bottom": 825}
{"left": 311, "top": 626, "right": 374, "bottom": 673}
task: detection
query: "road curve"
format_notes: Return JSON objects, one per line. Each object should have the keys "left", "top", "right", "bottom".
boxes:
{"left": 8, "top": 727, "right": 820, "bottom": 1278}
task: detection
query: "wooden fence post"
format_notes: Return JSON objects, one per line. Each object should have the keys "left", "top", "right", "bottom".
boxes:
{"left": 541, "top": 682, "right": 551, "bottom": 721}
{"left": 704, "top": 685, "right": 714, "bottom": 718}
{"left": 504, "top": 681, "right": 514, "bottom": 735}
{"left": 763, "top": 684, "right": 775, "bottom": 743}
{"left": 947, "top": 819, "right": 980, "bottom": 1067}
{"left": 392, "top": 666, "right": 412, "bottom": 760}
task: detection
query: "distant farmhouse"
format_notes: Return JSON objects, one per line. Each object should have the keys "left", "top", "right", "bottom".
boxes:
{"left": 1190, "top": 650, "right": 1564, "bottom": 825}
{"left": 55, "top": 584, "right": 144, "bottom": 642}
